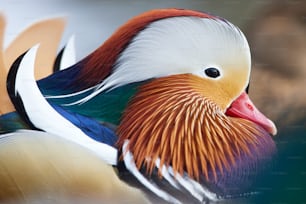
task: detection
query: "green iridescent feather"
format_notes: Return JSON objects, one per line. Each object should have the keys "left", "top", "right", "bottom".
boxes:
{"left": 42, "top": 81, "right": 145, "bottom": 126}
{"left": 0, "top": 112, "right": 29, "bottom": 134}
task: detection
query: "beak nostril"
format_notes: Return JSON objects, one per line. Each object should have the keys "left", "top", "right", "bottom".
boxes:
{"left": 246, "top": 103, "right": 254, "bottom": 111}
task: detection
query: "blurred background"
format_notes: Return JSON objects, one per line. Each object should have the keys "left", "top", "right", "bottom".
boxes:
{"left": 1, "top": 0, "right": 305, "bottom": 203}
{"left": 0, "top": 0, "right": 270, "bottom": 59}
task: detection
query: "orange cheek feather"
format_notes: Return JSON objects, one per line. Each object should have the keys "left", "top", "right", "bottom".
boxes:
{"left": 117, "top": 74, "right": 276, "bottom": 183}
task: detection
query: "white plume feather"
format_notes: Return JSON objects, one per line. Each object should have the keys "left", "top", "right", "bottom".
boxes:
{"left": 14, "top": 45, "right": 117, "bottom": 165}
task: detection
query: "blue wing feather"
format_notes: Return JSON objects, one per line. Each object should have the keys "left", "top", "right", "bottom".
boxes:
{"left": 4, "top": 52, "right": 118, "bottom": 148}
{"left": 38, "top": 61, "right": 83, "bottom": 95}
{"left": 38, "top": 64, "right": 145, "bottom": 125}
{"left": 51, "top": 103, "right": 117, "bottom": 147}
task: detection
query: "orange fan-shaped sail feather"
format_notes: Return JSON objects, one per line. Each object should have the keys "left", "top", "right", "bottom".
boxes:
{"left": 0, "top": 15, "right": 66, "bottom": 115}
{"left": 0, "top": 14, "right": 13, "bottom": 115}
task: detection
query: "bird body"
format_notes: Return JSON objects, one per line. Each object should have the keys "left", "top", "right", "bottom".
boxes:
{"left": 0, "top": 130, "right": 148, "bottom": 204}
{"left": 2, "top": 8, "right": 277, "bottom": 203}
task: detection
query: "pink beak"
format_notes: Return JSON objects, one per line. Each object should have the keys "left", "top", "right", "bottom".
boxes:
{"left": 225, "top": 92, "right": 277, "bottom": 136}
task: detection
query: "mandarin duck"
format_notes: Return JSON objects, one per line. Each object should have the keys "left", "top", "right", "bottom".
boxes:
{"left": 2, "top": 8, "right": 277, "bottom": 203}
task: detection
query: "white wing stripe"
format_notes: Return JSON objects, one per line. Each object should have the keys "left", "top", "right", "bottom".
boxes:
{"left": 168, "top": 167, "right": 220, "bottom": 202}
{"left": 59, "top": 35, "right": 76, "bottom": 70}
{"left": 14, "top": 45, "right": 117, "bottom": 165}
{"left": 123, "top": 140, "right": 181, "bottom": 204}
{"left": 155, "top": 158, "right": 181, "bottom": 190}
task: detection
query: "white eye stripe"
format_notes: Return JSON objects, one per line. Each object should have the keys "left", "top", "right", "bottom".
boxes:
{"left": 69, "top": 16, "right": 250, "bottom": 103}
{"left": 106, "top": 17, "right": 247, "bottom": 87}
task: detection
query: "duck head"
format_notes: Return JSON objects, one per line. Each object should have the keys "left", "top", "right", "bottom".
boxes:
{"left": 78, "top": 9, "right": 277, "bottom": 182}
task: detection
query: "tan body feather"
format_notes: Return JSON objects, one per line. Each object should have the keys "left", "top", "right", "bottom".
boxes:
{"left": 0, "top": 131, "right": 148, "bottom": 204}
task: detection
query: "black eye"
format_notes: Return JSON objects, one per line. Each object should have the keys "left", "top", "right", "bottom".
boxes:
{"left": 204, "top": 67, "right": 220, "bottom": 78}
